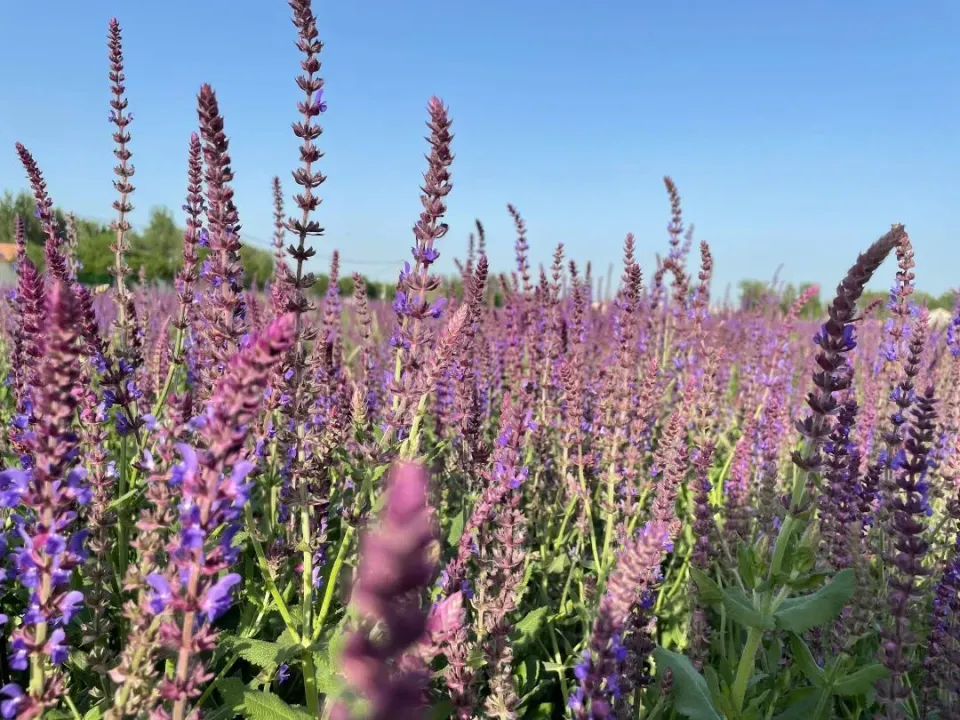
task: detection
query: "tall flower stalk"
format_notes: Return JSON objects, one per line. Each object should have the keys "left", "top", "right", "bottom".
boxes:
{"left": 0, "top": 282, "right": 87, "bottom": 718}
{"left": 107, "top": 18, "right": 135, "bottom": 347}
{"left": 143, "top": 314, "right": 294, "bottom": 719}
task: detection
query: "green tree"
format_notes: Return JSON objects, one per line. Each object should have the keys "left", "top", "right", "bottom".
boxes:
{"left": 129, "top": 206, "right": 182, "bottom": 282}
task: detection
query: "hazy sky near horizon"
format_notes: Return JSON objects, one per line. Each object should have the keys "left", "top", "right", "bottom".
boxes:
{"left": 1, "top": 0, "right": 958, "bottom": 296}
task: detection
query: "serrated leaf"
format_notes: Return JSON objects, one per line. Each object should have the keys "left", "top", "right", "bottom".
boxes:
{"left": 224, "top": 637, "right": 298, "bottom": 673}
{"left": 218, "top": 677, "right": 247, "bottom": 714}
{"left": 787, "top": 633, "right": 825, "bottom": 686}
{"left": 722, "top": 587, "right": 775, "bottom": 630}
{"left": 774, "top": 569, "right": 855, "bottom": 634}
{"left": 511, "top": 607, "right": 549, "bottom": 654}
{"left": 222, "top": 678, "right": 313, "bottom": 720}
{"left": 219, "top": 677, "right": 314, "bottom": 720}
{"left": 205, "top": 707, "right": 237, "bottom": 720}
{"left": 652, "top": 647, "right": 723, "bottom": 720}
{"left": 447, "top": 508, "right": 465, "bottom": 547}
{"left": 241, "top": 689, "right": 314, "bottom": 720}
{"left": 689, "top": 567, "right": 723, "bottom": 604}
{"left": 315, "top": 651, "right": 342, "bottom": 695}
{"left": 832, "top": 663, "right": 888, "bottom": 696}
{"left": 325, "top": 619, "right": 349, "bottom": 663}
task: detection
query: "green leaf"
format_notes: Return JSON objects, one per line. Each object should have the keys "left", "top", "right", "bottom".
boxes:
{"left": 703, "top": 666, "right": 735, "bottom": 717}
{"left": 525, "top": 703, "right": 556, "bottom": 719}
{"left": 221, "top": 677, "right": 312, "bottom": 720}
{"left": 722, "top": 587, "right": 775, "bottom": 630}
{"left": 204, "top": 707, "right": 237, "bottom": 720}
{"left": 689, "top": 567, "right": 723, "bottom": 604}
{"left": 447, "top": 508, "right": 466, "bottom": 547}
{"left": 787, "top": 570, "right": 832, "bottom": 592}
{"left": 832, "top": 663, "right": 889, "bottom": 696}
{"left": 222, "top": 637, "right": 298, "bottom": 674}
{"left": 774, "top": 569, "right": 855, "bottom": 634}
{"left": 315, "top": 651, "right": 342, "bottom": 695}
{"left": 83, "top": 707, "right": 103, "bottom": 720}
{"left": 787, "top": 633, "right": 825, "bottom": 686}
{"left": 790, "top": 545, "right": 816, "bottom": 574}
{"left": 467, "top": 644, "right": 487, "bottom": 669}
{"left": 772, "top": 688, "right": 819, "bottom": 720}
{"left": 652, "top": 647, "right": 723, "bottom": 720}
{"left": 427, "top": 698, "right": 455, "bottom": 720}
{"left": 765, "top": 636, "right": 784, "bottom": 673}
{"left": 241, "top": 690, "right": 314, "bottom": 720}
{"left": 511, "top": 607, "right": 549, "bottom": 654}
{"left": 219, "top": 677, "right": 314, "bottom": 720}
{"left": 546, "top": 553, "right": 569, "bottom": 575}
{"left": 218, "top": 677, "right": 248, "bottom": 714}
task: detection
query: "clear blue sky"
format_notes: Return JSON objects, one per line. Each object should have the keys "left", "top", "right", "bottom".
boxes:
{"left": 2, "top": 1, "right": 958, "bottom": 297}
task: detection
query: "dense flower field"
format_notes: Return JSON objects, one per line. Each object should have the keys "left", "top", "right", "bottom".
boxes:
{"left": 1, "top": 2, "right": 958, "bottom": 719}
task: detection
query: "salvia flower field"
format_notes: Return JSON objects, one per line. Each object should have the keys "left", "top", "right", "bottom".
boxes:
{"left": 0, "top": 3, "right": 958, "bottom": 720}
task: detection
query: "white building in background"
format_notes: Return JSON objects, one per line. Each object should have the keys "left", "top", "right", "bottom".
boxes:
{"left": 929, "top": 307, "right": 952, "bottom": 331}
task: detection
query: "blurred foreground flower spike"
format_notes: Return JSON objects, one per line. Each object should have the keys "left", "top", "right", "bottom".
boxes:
{"left": 336, "top": 461, "right": 437, "bottom": 720}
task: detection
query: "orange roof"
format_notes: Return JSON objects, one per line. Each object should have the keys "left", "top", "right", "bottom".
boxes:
{"left": 0, "top": 244, "right": 16, "bottom": 262}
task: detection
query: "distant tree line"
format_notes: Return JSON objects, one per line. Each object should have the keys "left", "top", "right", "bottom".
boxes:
{"left": 0, "top": 191, "right": 392, "bottom": 298}
{"left": 738, "top": 278, "right": 956, "bottom": 318}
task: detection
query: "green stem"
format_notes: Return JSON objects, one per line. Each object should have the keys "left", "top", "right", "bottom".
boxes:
{"left": 601, "top": 465, "right": 616, "bottom": 571}
{"left": 245, "top": 505, "right": 300, "bottom": 642}
{"left": 312, "top": 525, "right": 355, "bottom": 642}
{"left": 732, "top": 627, "right": 764, "bottom": 711}
{"left": 537, "top": 582, "right": 570, "bottom": 708}
{"left": 551, "top": 497, "right": 578, "bottom": 553}
{"left": 299, "top": 491, "right": 320, "bottom": 716}
{"left": 557, "top": 537, "right": 581, "bottom": 616}
{"left": 118, "top": 436, "right": 129, "bottom": 580}
{"left": 151, "top": 325, "right": 185, "bottom": 418}
{"left": 64, "top": 694, "right": 82, "bottom": 720}
{"left": 198, "top": 590, "right": 272, "bottom": 707}
{"left": 302, "top": 649, "right": 320, "bottom": 716}
{"left": 577, "top": 460, "right": 601, "bottom": 571}
{"left": 403, "top": 393, "right": 431, "bottom": 460}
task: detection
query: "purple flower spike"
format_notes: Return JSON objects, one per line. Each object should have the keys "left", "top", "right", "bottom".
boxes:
{"left": 200, "top": 574, "right": 242, "bottom": 622}
{"left": 338, "top": 462, "right": 437, "bottom": 720}
{"left": 137, "top": 314, "right": 295, "bottom": 714}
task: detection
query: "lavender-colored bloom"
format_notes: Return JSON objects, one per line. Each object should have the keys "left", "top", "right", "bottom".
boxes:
{"left": 2, "top": 283, "right": 88, "bottom": 714}
{"left": 139, "top": 314, "right": 294, "bottom": 715}
{"left": 572, "top": 522, "right": 669, "bottom": 718}
{"left": 337, "top": 462, "right": 437, "bottom": 720}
